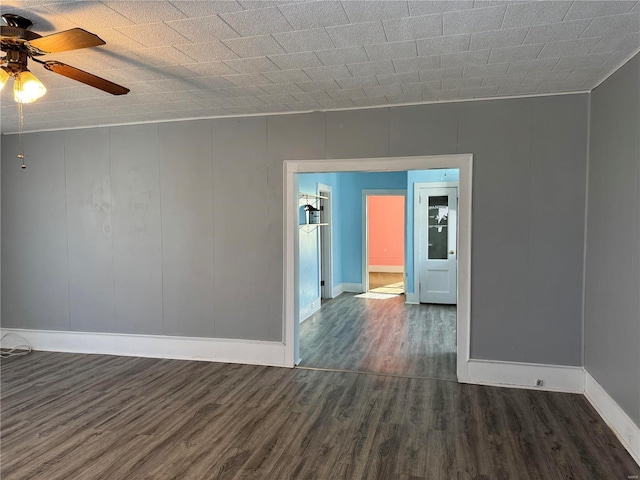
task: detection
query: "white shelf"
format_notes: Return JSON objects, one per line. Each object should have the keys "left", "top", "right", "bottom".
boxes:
{"left": 299, "top": 193, "right": 328, "bottom": 200}
{"left": 299, "top": 191, "right": 329, "bottom": 230}
{"left": 300, "top": 223, "right": 329, "bottom": 232}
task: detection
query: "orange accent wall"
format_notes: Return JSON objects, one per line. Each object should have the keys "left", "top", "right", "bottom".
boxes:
{"left": 368, "top": 196, "right": 404, "bottom": 267}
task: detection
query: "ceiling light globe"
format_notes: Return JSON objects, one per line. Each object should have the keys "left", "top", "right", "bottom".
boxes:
{"left": 0, "top": 67, "right": 10, "bottom": 92}
{"left": 14, "top": 70, "right": 47, "bottom": 103}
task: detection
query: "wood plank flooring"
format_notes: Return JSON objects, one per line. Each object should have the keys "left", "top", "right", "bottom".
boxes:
{"left": 2, "top": 352, "right": 639, "bottom": 479}
{"left": 300, "top": 293, "right": 456, "bottom": 380}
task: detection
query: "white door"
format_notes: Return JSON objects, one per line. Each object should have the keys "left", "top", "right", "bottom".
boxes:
{"left": 417, "top": 186, "right": 457, "bottom": 304}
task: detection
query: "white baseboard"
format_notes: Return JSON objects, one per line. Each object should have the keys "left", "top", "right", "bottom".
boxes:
{"left": 333, "top": 283, "right": 363, "bottom": 295}
{"left": 341, "top": 282, "right": 363, "bottom": 293}
{"left": 0, "top": 327, "right": 287, "bottom": 367}
{"left": 368, "top": 265, "right": 404, "bottom": 273}
{"left": 585, "top": 371, "right": 640, "bottom": 466}
{"left": 300, "top": 297, "right": 321, "bottom": 323}
{"left": 459, "top": 359, "right": 585, "bottom": 393}
{"left": 404, "top": 292, "right": 419, "bottom": 304}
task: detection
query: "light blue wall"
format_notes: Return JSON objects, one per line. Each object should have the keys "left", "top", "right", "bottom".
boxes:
{"left": 298, "top": 170, "right": 407, "bottom": 309}
{"left": 405, "top": 168, "right": 460, "bottom": 293}
{"left": 338, "top": 171, "right": 407, "bottom": 285}
{"left": 299, "top": 169, "right": 455, "bottom": 308}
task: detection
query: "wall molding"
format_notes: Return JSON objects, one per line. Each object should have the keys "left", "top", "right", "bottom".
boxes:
{"left": 585, "top": 371, "right": 640, "bottom": 466}
{"left": 331, "top": 283, "right": 345, "bottom": 298}
{"left": 300, "top": 297, "right": 321, "bottom": 323}
{"left": 330, "top": 283, "right": 364, "bottom": 298}
{"left": 341, "top": 283, "right": 363, "bottom": 293}
{"left": 10, "top": 92, "right": 590, "bottom": 136}
{"left": 404, "top": 292, "right": 419, "bottom": 304}
{"left": 0, "top": 328, "right": 287, "bottom": 367}
{"left": 284, "top": 154, "right": 473, "bottom": 369}
{"left": 361, "top": 189, "right": 407, "bottom": 292}
{"left": 368, "top": 265, "right": 404, "bottom": 273}
{"left": 459, "top": 359, "right": 585, "bottom": 393}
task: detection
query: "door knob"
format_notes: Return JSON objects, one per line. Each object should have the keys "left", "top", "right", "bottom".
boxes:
{"left": 449, "top": 250, "right": 455, "bottom": 254}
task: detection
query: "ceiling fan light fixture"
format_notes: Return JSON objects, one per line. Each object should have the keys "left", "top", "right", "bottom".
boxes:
{"left": 13, "top": 69, "right": 46, "bottom": 103}
{"left": 0, "top": 66, "right": 10, "bottom": 91}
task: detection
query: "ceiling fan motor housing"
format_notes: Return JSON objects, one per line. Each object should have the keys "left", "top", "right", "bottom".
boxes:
{"left": 1, "top": 14, "right": 41, "bottom": 47}
{"left": 1, "top": 25, "right": 40, "bottom": 41}
{"left": 2, "top": 14, "right": 42, "bottom": 74}
{"left": 2, "top": 14, "right": 34, "bottom": 30}
{"left": 3, "top": 49, "right": 29, "bottom": 73}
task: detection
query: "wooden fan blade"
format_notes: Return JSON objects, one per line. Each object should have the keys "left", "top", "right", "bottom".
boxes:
{"left": 28, "top": 28, "right": 105, "bottom": 54}
{"left": 43, "top": 61, "right": 129, "bottom": 95}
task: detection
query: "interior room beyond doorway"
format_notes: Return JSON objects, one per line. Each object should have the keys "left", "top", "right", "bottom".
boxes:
{"left": 366, "top": 194, "right": 405, "bottom": 295}
{"left": 296, "top": 166, "right": 461, "bottom": 380}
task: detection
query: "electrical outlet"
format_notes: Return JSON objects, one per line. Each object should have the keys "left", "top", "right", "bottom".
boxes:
{"left": 535, "top": 379, "right": 544, "bottom": 387}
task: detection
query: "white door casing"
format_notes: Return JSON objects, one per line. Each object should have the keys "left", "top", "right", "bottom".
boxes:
{"left": 283, "top": 154, "right": 472, "bottom": 384}
{"left": 318, "top": 184, "right": 333, "bottom": 299}
{"left": 416, "top": 184, "right": 458, "bottom": 304}
{"left": 361, "top": 189, "right": 407, "bottom": 293}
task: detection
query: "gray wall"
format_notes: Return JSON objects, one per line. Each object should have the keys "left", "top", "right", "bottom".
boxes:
{"left": 0, "top": 136, "right": 2, "bottom": 328}
{"left": 585, "top": 54, "right": 640, "bottom": 425}
{"left": 1, "top": 94, "right": 588, "bottom": 365}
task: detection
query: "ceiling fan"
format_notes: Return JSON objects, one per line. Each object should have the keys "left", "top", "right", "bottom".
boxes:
{"left": 0, "top": 13, "right": 129, "bottom": 103}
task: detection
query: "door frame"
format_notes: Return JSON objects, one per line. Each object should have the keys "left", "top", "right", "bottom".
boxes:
{"left": 414, "top": 182, "right": 459, "bottom": 304}
{"left": 317, "top": 183, "right": 333, "bottom": 299}
{"left": 362, "top": 190, "right": 407, "bottom": 293}
{"left": 283, "top": 154, "right": 473, "bottom": 384}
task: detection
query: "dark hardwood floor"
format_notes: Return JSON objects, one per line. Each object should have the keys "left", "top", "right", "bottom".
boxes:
{"left": 299, "top": 293, "right": 456, "bottom": 380}
{"left": 2, "top": 351, "right": 638, "bottom": 479}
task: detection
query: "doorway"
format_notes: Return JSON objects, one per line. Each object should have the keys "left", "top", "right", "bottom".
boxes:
{"left": 284, "top": 155, "right": 473, "bottom": 383}
{"left": 362, "top": 190, "right": 406, "bottom": 294}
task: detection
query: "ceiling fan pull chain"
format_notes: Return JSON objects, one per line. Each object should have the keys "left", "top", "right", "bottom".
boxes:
{"left": 17, "top": 97, "right": 25, "bottom": 169}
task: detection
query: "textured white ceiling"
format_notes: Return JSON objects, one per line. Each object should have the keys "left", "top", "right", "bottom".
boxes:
{"left": 1, "top": 0, "right": 638, "bottom": 133}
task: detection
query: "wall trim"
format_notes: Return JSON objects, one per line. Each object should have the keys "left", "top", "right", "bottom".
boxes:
{"left": 404, "top": 292, "right": 419, "bottom": 304}
{"left": 368, "top": 265, "right": 404, "bottom": 273}
{"left": 331, "top": 283, "right": 345, "bottom": 298}
{"left": 581, "top": 93, "right": 591, "bottom": 368}
{"left": 341, "top": 282, "right": 363, "bottom": 293}
{"left": 300, "top": 298, "right": 321, "bottom": 323}
{"left": 459, "top": 359, "right": 585, "bottom": 393}
{"left": 362, "top": 189, "right": 407, "bottom": 293}
{"left": 331, "top": 283, "right": 363, "bottom": 296}
{"left": 0, "top": 327, "right": 287, "bottom": 367}
{"left": 9, "top": 91, "right": 590, "bottom": 136}
{"left": 317, "top": 183, "right": 334, "bottom": 300}
{"left": 585, "top": 371, "right": 640, "bottom": 466}
{"left": 284, "top": 154, "right": 473, "bottom": 369}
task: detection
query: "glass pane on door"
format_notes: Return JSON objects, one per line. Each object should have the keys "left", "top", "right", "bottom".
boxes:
{"left": 428, "top": 195, "right": 448, "bottom": 260}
